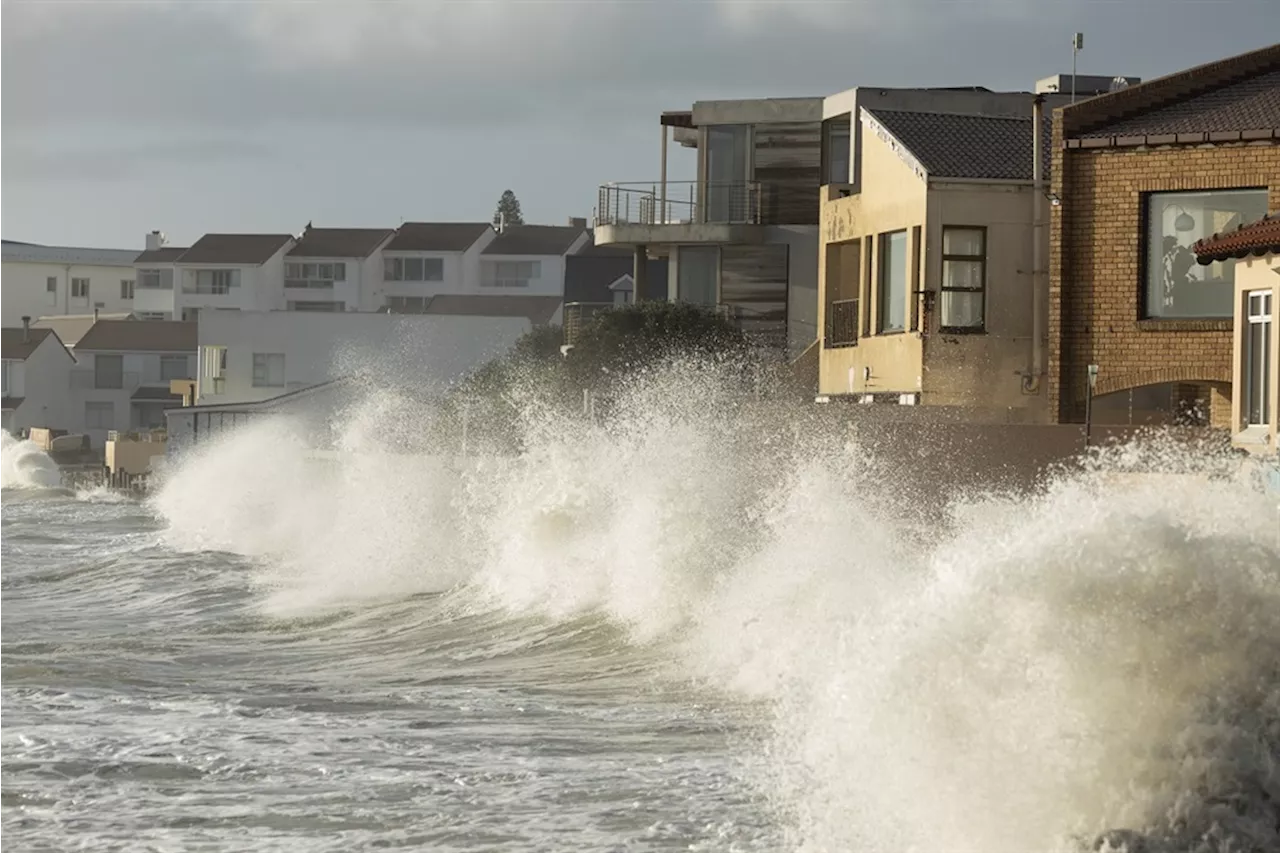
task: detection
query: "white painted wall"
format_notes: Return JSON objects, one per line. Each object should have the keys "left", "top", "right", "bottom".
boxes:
{"left": 478, "top": 254, "right": 568, "bottom": 297}
{"left": 195, "top": 310, "right": 532, "bottom": 405}
{"left": 132, "top": 264, "right": 178, "bottom": 318}
{"left": 2, "top": 335, "right": 78, "bottom": 433}
{"left": 2, "top": 259, "right": 140, "bottom": 325}
{"left": 377, "top": 251, "right": 471, "bottom": 307}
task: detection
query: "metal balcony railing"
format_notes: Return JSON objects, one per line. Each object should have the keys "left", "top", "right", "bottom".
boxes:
{"left": 596, "top": 181, "right": 820, "bottom": 228}
{"left": 826, "top": 298, "right": 859, "bottom": 348}
{"left": 596, "top": 181, "right": 762, "bottom": 227}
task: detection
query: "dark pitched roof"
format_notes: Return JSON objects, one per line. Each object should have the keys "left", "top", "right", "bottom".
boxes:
{"left": 74, "top": 320, "right": 197, "bottom": 352}
{"left": 32, "top": 313, "right": 135, "bottom": 347}
{"left": 482, "top": 225, "right": 586, "bottom": 256}
{"left": 179, "top": 234, "right": 293, "bottom": 265}
{"left": 1194, "top": 214, "right": 1280, "bottom": 264}
{"left": 1074, "top": 68, "right": 1280, "bottom": 140}
{"left": 384, "top": 223, "right": 491, "bottom": 252}
{"left": 425, "top": 295, "right": 562, "bottom": 326}
{"left": 1062, "top": 42, "right": 1280, "bottom": 142}
{"left": 134, "top": 246, "right": 188, "bottom": 264}
{"left": 565, "top": 254, "right": 668, "bottom": 304}
{"left": 1, "top": 396, "right": 24, "bottom": 410}
{"left": 866, "top": 109, "right": 1050, "bottom": 181}
{"left": 288, "top": 227, "right": 394, "bottom": 258}
{"left": 2, "top": 327, "right": 59, "bottom": 361}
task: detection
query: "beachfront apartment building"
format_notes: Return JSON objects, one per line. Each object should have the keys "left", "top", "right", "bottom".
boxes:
{"left": 814, "top": 86, "right": 1081, "bottom": 421}
{"left": 2, "top": 240, "right": 141, "bottom": 326}
{"left": 1, "top": 321, "right": 77, "bottom": 434}
{"left": 1048, "top": 43, "right": 1280, "bottom": 428}
{"left": 285, "top": 226, "right": 396, "bottom": 313}
{"left": 592, "top": 98, "right": 823, "bottom": 358}
{"left": 65, "top": 320, "right": 197, "bottom": 446}
{"left": 171, "top": 234, "right": 296, "bottom": 322}
{"left": 377, "top": 222, "right": 498, "bottom": 312}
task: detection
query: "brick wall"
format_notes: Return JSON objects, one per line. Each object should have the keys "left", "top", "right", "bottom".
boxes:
{"left": 1048, "top": 135, "right": 1280, "bottom": 423}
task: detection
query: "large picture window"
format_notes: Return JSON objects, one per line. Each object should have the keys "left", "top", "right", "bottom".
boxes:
{"left": 1144, "top": 189, "right": 1267, "bottom": 318}
{"left": 878, "top": 230, "right": 907, "bottom": 333}
{"left": 940, "top": 226, "right": 986, "bottom": 331}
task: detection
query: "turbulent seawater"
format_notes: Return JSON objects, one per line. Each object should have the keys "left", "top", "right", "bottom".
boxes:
{"left": 3, "top": 372, "right": 1279, "bottom": 853}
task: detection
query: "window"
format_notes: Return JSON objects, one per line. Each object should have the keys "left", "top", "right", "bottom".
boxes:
{"left": 824, "top": 241, "right": 860, "bottom": 348}
{"left": 822, "top": 115, "right": 852, "bottom": 185}
{"left": 121, "top": 279, "right": 135, "bottom": 300}
{"left": 188, "top": 269, "right": 238, "bottom": 294}
{"left": 182, "top": 307, "right": 201, "bottom": 322}
{"left": 71, "top": 278, "right": 90, "bottom": 299}
{"left": 138, "top": 269, "right": 168, "bottom": 289}
{"left": 386, "top": 296, "right": 429, "bottom": 314}
{"left": 877, "top": 230, "right": 907, "bottom": 333}
{"left": 383, "top": 257, "right": 443, "bottom": 282}
{"left": 1245, "top": 289, "right": 1273, "bottom": 428}
{"left": 94, "top": 354, "right": 124, "bottom": 390}
{"left": 285, "top": 262, "right": 347, "bottom": 288}
{"left": 940, "top": 226, "right": 987, "bottom": 331}
{"left": 160, "top": 355, "right": 189, "bottom": 381}
{"left": 1144, "top": 189, "right": 1268, "bottom": 318}
{"left": 85, "top": 401, "right": 115, "bottom": 430}
{"left": 1, "top": 361, "right": 11, "bottom": 395}
{"left": 138, "top": 312, "right": 170, "bottom": 321}
{"left": 201, "top": 346, "right": 227, "bottom": 380}
{"left": 482, "top": 260, "right": 542, "bottom": 288}
{"left": 252, "top": 353, "right": 285, "bottom": 388}
{"left": 677, "top": 247, "right": 718, "bottom": 305}
{"left": 46, "top": 276, "right": 57, "bottom": 304}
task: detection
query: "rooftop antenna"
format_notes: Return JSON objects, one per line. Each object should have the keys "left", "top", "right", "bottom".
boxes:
{"left": 1071, "top": 32, "right": 1084, "bottom": 104}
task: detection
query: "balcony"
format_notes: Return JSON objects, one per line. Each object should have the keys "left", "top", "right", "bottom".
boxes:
{"left": 71, "top": 370, "right": 141, "bottom": 391}
{"left": 594, "top": 180, "right": 819, "bottom": 248}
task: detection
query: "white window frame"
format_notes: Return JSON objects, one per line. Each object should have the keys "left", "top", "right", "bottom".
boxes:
{"left": 285, "top": 261, "right": 347, "bottom": 288}
{"left": 160, "top": 355, "right": 189, "bottom": 381}
{"left": 252, "top": 353, "right": 285, "bottom": 388}
{"left": 71, "top": 277, "right": 90, "bottom": 299}
{"left": 121, "top": 279, "right": 135, "bottom": 300}
{"left": 482, "top": 260, "right": 541, "bottom": 288}
{"left": 383, "top": 257, "right": 444, "bottom": 282}
{"left": 1244, "top": 288, "right": 1273, "bottom": 428}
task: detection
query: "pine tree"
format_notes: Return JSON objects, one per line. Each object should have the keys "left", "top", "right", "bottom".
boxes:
{"left": 493, "top": 190, "right": 524, "bottom": 229}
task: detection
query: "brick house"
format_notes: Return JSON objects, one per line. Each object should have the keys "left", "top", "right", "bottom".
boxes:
{"left": 1048, "top": 43, "right": 1280, "bottom": 426}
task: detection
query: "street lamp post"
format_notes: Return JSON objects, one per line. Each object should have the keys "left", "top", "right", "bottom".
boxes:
{"left": 1084, "top": 363, "right": 1099, "bottom": 447}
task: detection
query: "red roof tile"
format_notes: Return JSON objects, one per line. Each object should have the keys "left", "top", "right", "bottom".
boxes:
{"left": 1193, "top": 214, "right": 1280, "bottom": 263}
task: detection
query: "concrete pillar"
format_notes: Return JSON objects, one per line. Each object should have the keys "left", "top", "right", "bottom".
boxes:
{"left": 633, "top": 245, "right": 648, "bottom": 303}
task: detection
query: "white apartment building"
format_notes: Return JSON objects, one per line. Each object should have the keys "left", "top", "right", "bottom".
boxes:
{"left": 195, "top": 309, "right": 533, "bottom": 406}
{"left": 286, "top": 226, "right": 395, "bottom": 312}
{"left": 377, "top": 222, "right": 496, "bottom": 312}
{"left": 2, "top": 240, "right": 141, "bottom": 326}
{"left": 68, "top": 320, "right": 196, "bottom": 446}
{"left": 479, "top": 225, "right": 590, "bottom": 299}
{"left": 171, "top": 233, "right": 295, "bottom": 321}
{"left": 2, "top": 322, "right": 77, "bottom": 434}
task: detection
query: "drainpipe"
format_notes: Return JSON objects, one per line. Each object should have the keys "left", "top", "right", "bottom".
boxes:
{"left": 22, "top": 315, "right": 31, "bottom": 343}
{"left": 1023, "top": 94, "right": 1045, "bottom": 394}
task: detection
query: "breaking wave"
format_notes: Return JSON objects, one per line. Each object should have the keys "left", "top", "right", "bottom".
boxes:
{"left": 1, "top": 431, "right": 64, "bottom": 491}
{"left": 153, "top": 363, "right": 1280, "bottom": 852}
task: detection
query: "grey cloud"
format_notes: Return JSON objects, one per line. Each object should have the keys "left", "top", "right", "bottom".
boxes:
{"left": 2, "top": 137, "right": 276, "bottom": 183}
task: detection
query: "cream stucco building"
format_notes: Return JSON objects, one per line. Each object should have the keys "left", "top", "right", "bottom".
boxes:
{"left": 815, "top": 88, "right": 1075, "bottom": 422}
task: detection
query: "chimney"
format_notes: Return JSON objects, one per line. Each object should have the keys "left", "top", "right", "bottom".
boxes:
{"left": 567, "top": 217, "right": 588, "bottom": 228}
{"left": 498, "top": 211, "right": 507, "bottom": 234}
{"left": 21, "top": 315, "right": 31, "bottom": 343}
{"left": 93, "top": 307, "right": 100, "bottom": 322}
{"left": 145, "top": 230, "right": 167, "bottom": 252}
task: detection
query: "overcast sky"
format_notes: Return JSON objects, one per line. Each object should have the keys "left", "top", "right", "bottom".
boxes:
{"left": 2, "top": 0, "right": 1274, "bottom": 249}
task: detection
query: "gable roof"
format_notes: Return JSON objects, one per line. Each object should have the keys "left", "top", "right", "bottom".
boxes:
{"left": 424, "top": 295, "right": 561, "bottom": 326}
{"left": 179, "top": 234, "right": 293, "bottom": 265}
{"left": 865, "top": 109, "right": 1050, "bottom": 181}
{"left": 2, "top": 327, "right": 63, "bottom": 361}
{"left": 33, "top": 313, "right": 135, "bottom": 347}
{"left": 1194, "top": 214, "right": 1280, "bottom": 264}
{"left": 74, "top": 320, "right": 197, "bottom": 352}
{"left": 1, "top": 241, "right": 140, "bottom": 267}
{"left": 135, "top": 246, "right": 188, "bottom": 264}
{"left": 482, "top": 225, "right": 586, "bottom": 256}
{"left": 1062, "top": 42, "right": 1280, "bottom": 144}
{"left": 288, "top": 227, "right": 394, "bottom": 258}
{"left": 384, "top": 222, "right": 491, "bottom": 252}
